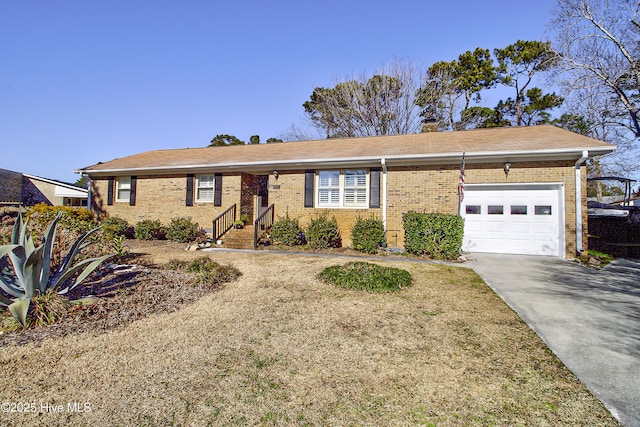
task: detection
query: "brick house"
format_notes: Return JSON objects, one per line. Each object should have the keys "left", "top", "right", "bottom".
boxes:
{"left": 76, "top": 125, "right": 614, "bottom": 258}
{"left": 0, "top": 168, "right": 88, "bottom": 207}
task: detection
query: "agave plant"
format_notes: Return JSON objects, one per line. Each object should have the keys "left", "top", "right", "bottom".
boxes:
{"left": 0, "top": 212, "right": 112, "bottom": 326}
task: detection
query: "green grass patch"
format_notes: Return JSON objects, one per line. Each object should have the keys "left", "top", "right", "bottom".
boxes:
{"left": 317, "top": 261, "right": 412, "bottom": 292}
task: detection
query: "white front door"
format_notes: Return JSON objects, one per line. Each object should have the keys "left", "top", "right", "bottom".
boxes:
{"left": 461, "top": 184, "right": 563, "bottom": 256}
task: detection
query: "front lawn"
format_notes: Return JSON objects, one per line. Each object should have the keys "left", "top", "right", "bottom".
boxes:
{"left": 0, "top": 241, "right": 617, "bottom": 426}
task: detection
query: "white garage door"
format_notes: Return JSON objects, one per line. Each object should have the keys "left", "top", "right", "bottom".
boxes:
{"left": 461, "top": 184, "right": 563, "bottom": 256}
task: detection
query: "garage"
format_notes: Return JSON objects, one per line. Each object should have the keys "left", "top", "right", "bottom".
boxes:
{"left": 461, "top": 184, "right": 564, "bottom": 256}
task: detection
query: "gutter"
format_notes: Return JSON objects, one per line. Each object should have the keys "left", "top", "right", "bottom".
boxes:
{"left": 75, "top": 147, "right": 615, "bottom": 176}
{"left": 381, "top": 158, "right": 387, "bottom": 231}
{"left": 575, "top": 150, "right": 589, "bottom": 254}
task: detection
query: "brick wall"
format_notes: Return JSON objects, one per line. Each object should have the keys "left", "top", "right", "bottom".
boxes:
{"left": 0, "top": 169, "right": 23, "bottom": 202}
{"left": 267, "top": 170, "right": 382, "bottom": 246}
{"left": 89, "top": 160, "right": 586, "bottom": 258}
{"left": 269, "top": 161, "right": 583, "bottom": 258}
{"left": 91, "top": 174, "right": 242, "bottom": 231}
{"left": 23, "top": 177, "right": 59, "bottom": 206}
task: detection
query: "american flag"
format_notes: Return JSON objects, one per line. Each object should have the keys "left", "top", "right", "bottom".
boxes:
{"left": 459, "top": 152, "right": 465, "bottom": 203}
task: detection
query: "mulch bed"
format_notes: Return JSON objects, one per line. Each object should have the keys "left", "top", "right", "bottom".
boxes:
{"left": 0, "top": 262, "right": 226, "bottom": 348}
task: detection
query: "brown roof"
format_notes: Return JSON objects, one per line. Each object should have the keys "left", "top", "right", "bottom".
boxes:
{"left": 78, "top": 125, "right": 615, "bottom": 175}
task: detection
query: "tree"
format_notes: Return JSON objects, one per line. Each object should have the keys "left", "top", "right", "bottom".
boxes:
{"left": 75, "top": 176, "right": 89, "bottom": 189}
{"left": 209, "top": 134, "right": 245, "bottom": 147}
{"left": 249, "top": 135, "right": 260, "bottom": 144}
{"left": 495, "top": 87, "right": 564, "bottom": 126}
{"left": 266, "top": 137, "right": 283, "bottom": 143}
{"left": 303, "top": 59, "right": 422, "bottom": 138}
{"left": 461, "top": 106, "right": 510, "bottom": 129}
{"left": 417, "top": 48, "right": 497, "bottom": 130}
{"left": 494, "top": 40, "right": 560, "bottom": 126}
{"left": 550, "top": 0, "right": 640, "bottom": 137}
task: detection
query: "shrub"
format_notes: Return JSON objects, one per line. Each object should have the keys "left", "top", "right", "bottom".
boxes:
{"left": 318, "top": 262, "right": 412, "bottom": 292}
{"left": 351, "top": 216, "right": 386, "bottom": 254}
{"left": 26, "top": 204, "right": 97, "bottom": 236}
{"left": 270, "top": 216, "right": 304, "bottom": 246}
{"left": 0, "top": 212, "right": 112, "bottom": 326}
{"left": 26, "top": 203, "right": 95, "bottom": 223}
{"left": 402, "top": 211, "right": 464, "bottom": 259}
{"left": 166, "top": 217, "right": 202, "bottom": 243}
{"left": 306, "top": 213, "right": 341, "bottom": 249}
{"left": 165, "top": 256, "right": 242, "bottom": 286}
{"left": 134, "top": 219, "right": 164, "bottom": 240}
{"left": 101, "top": 216, "right": 132, "bottom": 238}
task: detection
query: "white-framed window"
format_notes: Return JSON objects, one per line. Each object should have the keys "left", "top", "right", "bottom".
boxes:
{"left": 317, "top": 171, "right": 340, "bottom": 207}
{"left": 316, "top": 169, "right": 368, "bottom": 208}
{"left": 116, "top": 176, "right": 131, "bottom": 202}
{"left": 343, "top": 170, "right": 367, "bottom": 207}
{"left": 196, "top": 174, "right": 215, "bottom": 202}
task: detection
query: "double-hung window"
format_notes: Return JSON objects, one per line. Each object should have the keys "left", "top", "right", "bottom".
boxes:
{"left": 116, "top": 177, "right": 131, "bottom": 202}
{"left": 317, "top": 171, "right": 340, "bottom": 207}
{"left": 343, "top": 170, "right": 367, "bottom": 207}
{"left": 316, "top": 169, "right": 367, "bottom": 208}
{"left": 196, "top": 175, "right": 215, "bottom": 202}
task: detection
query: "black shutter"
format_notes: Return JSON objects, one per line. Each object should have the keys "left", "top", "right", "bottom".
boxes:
{"left": 107, "top": 176, "right": 114, "bottom": 205}
{"left": 214, "top": 173, "right": 222, "bottom": 206}
{"left": 186, "top": 174, "right": 194, "bottom": 206}
{"left": 304, "top": 170, "right": 315, "bottom": 208}
{"left": 369, "top": 168, "right": 381, "bottom": 208}
{"left": 129, "top": 176, "right": 137, "bottom": 206}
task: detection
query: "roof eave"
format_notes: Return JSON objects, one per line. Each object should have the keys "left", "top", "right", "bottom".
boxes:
{"left": 76, "top": 146, "right": 616, "bottom": 176}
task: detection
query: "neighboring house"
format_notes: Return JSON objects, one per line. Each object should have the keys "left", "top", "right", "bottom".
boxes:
{"left": 0, "top": 168, "right": 88, "bottom": 207}
{"left": 75, "top": 125, "right": 615, "bottom": 258}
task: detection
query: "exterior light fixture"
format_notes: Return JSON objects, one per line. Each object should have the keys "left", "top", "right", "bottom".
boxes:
{"left": 273, "top": 170, "right": 279, "bottom": 180}
{"left": 504, "top": 162, "right": 511, "bottom": 177}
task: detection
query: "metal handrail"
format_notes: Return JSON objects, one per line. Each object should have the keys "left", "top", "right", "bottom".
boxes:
{"left": 253, "top": 204, "right": 274, "bottom": 249}
{"left": 212, "top": 204, "right": 236, "bottom": 242}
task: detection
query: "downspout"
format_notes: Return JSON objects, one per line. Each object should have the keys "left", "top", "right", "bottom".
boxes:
{"left": 575, "top": 151, "right": 589, "bottom": 255}
{"left": 381, "top": 158, "right": 387, "bottom": 231}
{"left": 83, "top": 173, "right": 92, "bottom": 211}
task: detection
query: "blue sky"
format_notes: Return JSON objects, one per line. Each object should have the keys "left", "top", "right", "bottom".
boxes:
{"left": 1, "top": 0, "right": 557, "bottom": 183}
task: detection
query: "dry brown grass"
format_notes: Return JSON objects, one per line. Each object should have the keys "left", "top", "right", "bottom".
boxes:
{"left": 0, "top": 241, "right": 617, "bottom": 426}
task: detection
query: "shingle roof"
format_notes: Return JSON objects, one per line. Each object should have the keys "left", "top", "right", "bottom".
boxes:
{"left": 77, "top": 125, "right": 615, "bottom": 175}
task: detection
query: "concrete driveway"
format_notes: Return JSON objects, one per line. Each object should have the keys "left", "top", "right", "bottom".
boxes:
{"left": 467, "top": 253, "right": 640, "bottom": 427}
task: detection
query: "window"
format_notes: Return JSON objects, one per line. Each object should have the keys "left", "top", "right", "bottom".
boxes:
{"left": 535, "top": 205, "right": 552, "bottom": 215}
{"left": 318, "top": 171, "right": 340, "bottom": 206}
{"left": 116, "top": 177, "right": 131, "bottom": 202}
{"left": 196, "top": 175, "right": 215, "bottom": 202}
{"left": 511, "top": 205, "right": 527, "bottom": 215}
{"left": 466, "top": 205, "right": 481, "bottom": 215}
{"left": 317, "top": 169, "right": 368, "bottom": 208}
{"left": 343, "top": 170, "right": 367, "bottom": 207}
{"left": 488, "top": 205, "right": 504, "bottom": 215}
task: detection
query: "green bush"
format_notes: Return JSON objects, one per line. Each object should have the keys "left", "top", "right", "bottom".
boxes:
{"left": 26, "top": 204, "right": 97, "bottom": 235}
{"left": 318, "top": 262, "right": 412, "bottom": 292}
{"left": 351, "top": 216, "right": 386, "bottom": 254}
{"left": 134, "top": 219, "right": 164, "bottom": 240}
{"left": 101, "top": 216, "right": 132, "bottom": 238}
{"left": 402, "top": 211, "right": 464, "bottom": 259}
{"left": 165, "top": 256, "right": 242, "bottom": 286}
{"left": 166, "top": 216, "right": 202, "bottom": 243}
{"left": 26, "top": 203, "right": 96, "bottom": 223}
{"left": 270, "top": 216, "right": 304, "bottom": 246}
{"left": 306, "top": 213, "right": 341, "bottom": 249}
